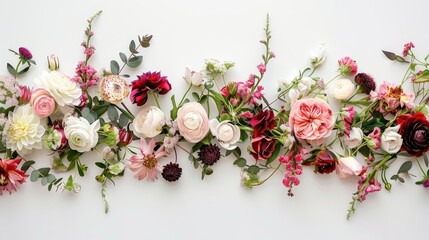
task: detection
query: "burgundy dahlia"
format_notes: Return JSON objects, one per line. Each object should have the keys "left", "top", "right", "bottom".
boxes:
{"left": 130, "top": 71, "right": 172, "bottom": 106}
{"left": 162, "top": 162, "right": 182, "bottom": 182}
{"left": 397, "top": 112, "right": 429, "bottom": 157}
{"left": 199, "top": 144, "right": 221, "bottom": 166}
{"left": 18, "top": 47, "right": 32, "bottom": 60}
{"left": 355, "top": 73, "right": 376, "bottom": 94}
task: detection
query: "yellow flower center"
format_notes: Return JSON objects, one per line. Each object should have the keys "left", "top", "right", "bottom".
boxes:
{"left": 143, "top": 154, "right": 157, "bottom": 169}
{"left": 9, "top": 121, "right": 29, "bottom": 141}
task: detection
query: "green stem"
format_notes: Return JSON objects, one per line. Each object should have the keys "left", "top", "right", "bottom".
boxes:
{"left": 152, "top": 91, "right": 161, "bottom": 109}
{"left": 251, "top": 163, "right": 282, "bottom": 186}
{"left": 178, "top": 83, "right": 193, "bottom": 107}
{"left": 416, "top": 158, "right": 427, "bottom": 177}
{"left": 14, "top": 59, "right": 22, "bottom": 78}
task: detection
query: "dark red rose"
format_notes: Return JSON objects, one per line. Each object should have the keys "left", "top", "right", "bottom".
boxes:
{"left": 313, "top": 149, "right": 336, "bottom": 174}
{"left": 397, "top": 112, "right": 429, "bottom": 157}
{"left": 130, "top": 72, "right": 171, "bottom": 106}
{"left": 19, "top": 47, "right": 32, "bottom": 60}
{"left": 250, "top": 136, "right": 276, "bottom": 160}
{"left": 249, "top": 109, "right": 275, "bottom": 137}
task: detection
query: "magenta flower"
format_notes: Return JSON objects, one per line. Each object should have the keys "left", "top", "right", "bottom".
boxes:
{"left": 19, "top": 47, "right": 33, "bottom": 60}
{"left": 257, "top": 63, "right": 266, "bottom": 73}
{"left": 128, "top": 138, "right": 169, "bottom": 181}
{"left": 338, "top": 57, "right": 358, "bottom": 76}
{"left": 0, "top": 158, "right": 28, "bottom": 195}
{"left": 402, "top": 42, "right": 415, "bottom": 57}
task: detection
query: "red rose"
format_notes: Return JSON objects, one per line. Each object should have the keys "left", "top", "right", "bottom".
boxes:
{"left": 313, "top": 149, "right": 336, "bottom": 174}
{"left": 397, "top": 112, "right": 429, "bottom": 157}
{"left": 130, "top": 72, "right": 172, "bottom": 106}
{"left": 249, "top": 109, "right": 275, "bottom": 137}
{"left": 250, "top": 136, "right": 276, "bottom": 160}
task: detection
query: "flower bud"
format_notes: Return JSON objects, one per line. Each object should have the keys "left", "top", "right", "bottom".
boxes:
{"left": 118, "top": 128, "right": 133, "bottom": 147}
{"left": 47, "top": 54, "right": 60, "bottom": 71}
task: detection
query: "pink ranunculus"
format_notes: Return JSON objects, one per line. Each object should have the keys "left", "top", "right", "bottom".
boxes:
{"left": 177, "top": 102, "right": 209, "bottom": 143}
{"left": 336, "top": 156, "right": 364, "bottom": 179}
{"left": 289, "top": 98, "right": 335, "bottom": 146}
{"left": 30, "top": 88, "right": 56, "bottom": 117}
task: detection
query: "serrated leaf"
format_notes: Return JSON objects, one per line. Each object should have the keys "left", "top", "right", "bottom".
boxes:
{"left": 30, "top": 170, "right": 40, "bottom": 182}
{"left": 233, "top": 158, "right": 246, "bottom": 168}
{"left": 107, "top": 105, "right": 119, "bottom": 122}
{"left": 127, "top": 56, "right": 143, "bottom": 68}
{"left": 21, "top": 160, "right": 35, "bottom": 172}
{"left": 110, "top": 60, "right": 120, "bottom": 75}
{"left": 398, "top": 160, "right": 412, "bottom": 174}
{"left": 247, "top": 165, "right": 260, "bottom": 174}
{"left": 119, "top": 52, "right": 127, "bottom": 64}
{"left": 7, "top": 63, "right": 15, "bottom": 75}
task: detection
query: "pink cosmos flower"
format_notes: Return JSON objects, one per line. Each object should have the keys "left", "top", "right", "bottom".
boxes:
{"left": 338, "top": 57, "right": 358, "bottom": 76}
{"left": 128, "top": 138, "right": 169, "bottom": 181}
{"left": 370, "top": 81, "right": 414, "bottom": 113}
{"left": 289, "top": 98, "right": 335, "bottom": 146}
{"left": 0, "top": 158, "right": 28, "bottom": 195}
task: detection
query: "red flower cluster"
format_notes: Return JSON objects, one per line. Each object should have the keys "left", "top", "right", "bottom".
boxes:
{"left": 130, "top": 72, "right": 171, "bottom": 106}
{"left": 0, "top": 158, "right": 28, "bottom": 195}
{"left": 249, "top": 110, "right": 276, "bottom": 160}
{"left": 397, "top": 112, "right": 429, "bottom": 157}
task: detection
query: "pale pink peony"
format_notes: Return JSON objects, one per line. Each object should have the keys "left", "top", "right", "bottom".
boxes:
{"left": 177, "top": 102, "right": 209, "bottom": 143}
{"left": 30, "top": 88, "right": 56, "bottom": 118}
{"left": 289, "top": 98, "right": 335, "bottom": 146}
{"left": 128, "top": 138, "right": 168, "bottom": 181}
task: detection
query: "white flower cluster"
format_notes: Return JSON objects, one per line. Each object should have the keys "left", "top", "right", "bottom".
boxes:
{"left": 205, "top": 59, "right": 234, "bottom": 78}
{"left": 0, "top": 75, "right": 20, "bottom": 107}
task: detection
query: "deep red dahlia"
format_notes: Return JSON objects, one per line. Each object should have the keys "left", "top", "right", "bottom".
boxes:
{"left": 130, "top": 72, "right": 171, "bottom": 106}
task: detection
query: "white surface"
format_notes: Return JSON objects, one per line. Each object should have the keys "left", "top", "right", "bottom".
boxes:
{"left": 1, "top": 0, "right": 429, "bottom": 239}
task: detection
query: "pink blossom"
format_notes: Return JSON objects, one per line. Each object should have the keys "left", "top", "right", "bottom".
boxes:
{"left": 128, "top": 138, "right": 169, "bottom": 181}
{"left": 84, "top": 45, "right": 95, "bottom": 57}
{"left": 402, "top": 42, "right": 415, "bottom": 57}
{"left": 246, "top": 74, "right": 256, "bottom": 87}
{"left": 367, "top": 127, "right": 381, "bottom": 150}
{"left": 30, "top": 88, "right": 56, "bottom": 117}
{"left": 289, "top": 98, "right": 335, "bottom": 146}
{"left": 370, "top": 81, "right": 414, "bottom": 113}
{"left": 0, "top": 158, "right": 28, "bottom": 195}
{"left": 238, "top": 111, "right": 253, "bottom": 119}
{"left": 257, "top": 63, "right": 266, "bottom": 73}
{"left": 338, "top": 57, "right": 358, "bottom": 76}
{"left": 336, "top": 156, "right": 363, "bottom": 179}
{"left": 18, "top": 85, "right": 32, "bottom": 104}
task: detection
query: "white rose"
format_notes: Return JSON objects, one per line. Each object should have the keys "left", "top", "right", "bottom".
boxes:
{"left": 64, "top": 117, "right": 100, "bottom": 152}
{"left": 343, "top": 127, "right": 363, "bottom": 149}
{"left": 37, "top": 71, "right": 82, "bottom": 106}
{"left": 209, "top": 119, "right": 240, "bottom": 150}
{"left": 336, "top": 156, "right": 363, "bottom": 179}
{"left": 310, "top": 42, "right": 326, "bottom": 68}
{"left": 184, "top": 68, "right": 204, "bottom": 86}
{"left": 330, "top": 78, "right": 355, "bottom": 100}
{"left": 381, "top": 125, "right": 403, "bottom": 154}
{"left": 133, "top": 106, "right": 165, "bottom": 138}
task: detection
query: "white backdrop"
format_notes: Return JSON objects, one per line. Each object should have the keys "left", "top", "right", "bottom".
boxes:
{"left": 1, "top": 1, "right": 429, "bottom": 239}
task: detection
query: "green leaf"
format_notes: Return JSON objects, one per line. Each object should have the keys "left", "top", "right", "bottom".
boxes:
{"left": 200, "top": 95, "right": 208, "bottom": 104}
{"left": 193, "top": 159, "right": 199, "bottom": 169}
{"left": 65, "top": 175, "right": 74, "bottom": 191}
{"left": 247, "top": 165, "right": 260, "bottom": 174}
{"left": 107, "top": 105, "right": 119, "bottom": 122}
{"left": 7, "top": 63, "right": 15, "bottom": 75}
{"left": 119, "top": 52, "right": 127, "bottom": 64}
{"left": 397, "top": 161, "right": 412, "bottom": 174}
{"left": 30, "top": 170, "right": 40, "bottom": 182}
{"left": 232, "top": 148, "right": 241, "bottom": 158}
{"left": 170, "top": 95, "right": 178, "bottom": 120}
{"left": 81, "top": 107, "right": 95, "bottom": 123}
{"left": 110, "top": 60, "right": 120, "bottom": 75}
{"left": 41, "top": 177, "right": 48, "bottom": 186}
{"left": 21, "top": 160, "right": 35, "bottom": 172}
{"left": 67, "top": 149, "right": 81, "bottom": 162}
{"left": 18, "top": 66, "right": 30, "bottom": 75}
{"left": 95, "top": 162, "right": 106, "bottom": 168}
{"left": 67, "top": 160, "right": 76, "bottom": 171}
{"left": 233, "top": 158, "right": 247, "bottom": 168}
{"left": 127, "top": 56, "right": 143, "bottom": 68}
{"left": 414, "top": 70, "right": 429, "bottom": 83}
{"left": 204, "top": 167, "right": 213, "bottom": 175}
{"left": 38, "top": 167, "right": 50, "bottom": 177}
{"left": 93, "top": 105, "right": 110, "bottom": 118}
{"left": 265, "top": 143, "right": 281, "bottom": 166}
{"left": 129, "top": 40, "right": 138, "bottom": 54}
{"left": 192, "top": 92, "right": 199, "bottom": 101}
{"left": 46, "top": 174, "right": 56, "bottom": 184}
{"left": 118, "top": 113, "right": 129, "bottom": 128}
{"left": 424, "top": 154, "right": 429, "bottom": 168}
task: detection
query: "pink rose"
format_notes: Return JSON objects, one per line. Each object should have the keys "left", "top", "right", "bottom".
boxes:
{"left": 30, "top": 88, "right": 56, "bottom": 117}
{"left": 336, "top": 156, "right": 363, "bottom": 179}
{"left": 177, "top": 102, "right": 209, "bottom": 143}
{"left": 289, "top": 98, "right": 334, "bottom": 146}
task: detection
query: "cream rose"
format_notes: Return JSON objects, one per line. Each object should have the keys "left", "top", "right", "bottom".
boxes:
{"left": 336, "top": 156, "right": 363, "bottom": 179}
{"left": 132, "top": 106, "right": 165, "bottom": 138}
{"left": 209, "top": 119, "right": 240, "bottom": 150}
{"left": 343, "top": 127, "right": 363, "bottom": 149}
{"left": 330, "top": 78, "right": 355, "bottom": 100}
{"left": 37, "top": 71, "right": 82, "bottom": 106}
{"left": 381, "top": 125, "right": 403, "bottom": 154}
{"left": 177, "top": 102, "right": 209, "bottom": 143}
{"left": 64, "top": 117, "right": 100, "bottom": 152}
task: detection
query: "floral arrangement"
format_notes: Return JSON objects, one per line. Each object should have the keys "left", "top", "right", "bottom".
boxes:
{"left": 1, "top": 11, "right": 428, "bottom": 219}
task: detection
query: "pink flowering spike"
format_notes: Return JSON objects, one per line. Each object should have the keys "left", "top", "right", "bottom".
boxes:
{"left": 257, "top": 63, "right": 266, "bottom": 73}
{"left": 402, "top": 42, "right": 415, "bottom": 57}
{"left": 338, "top": 57, "right": 358, "bottom": 76}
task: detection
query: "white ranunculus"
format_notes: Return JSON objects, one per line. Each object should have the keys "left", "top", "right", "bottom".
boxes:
{"left": 183, "top": 68, "right": 204, "bottom": 86}
{"left": 343, "top": 127, "right": 363, "bottom": 149}
{"left": 310, "top": 42, "right": 327, "bottom": 68}
{"left": 330, "top": 78, "right": 356, "bottom": 100}
{"left": 209, "top": 119, "right": 241, "bottom": 150}
{"left": 37, "top": 71, "right": 82, "bottom": 106}
{"left": 64, "top": 117, "right": 100, "bottom": 153}
{"left": 381, "top": 125, "right": 403, "bottom": 154}
{"left": 4, "top": 104, "right": 45, "bottom": 155}
{"left": 336, "top": 156, "right": 363, "bottom": 179}
{"left": 133, "top": 106, "right": 165, "bottom": 138}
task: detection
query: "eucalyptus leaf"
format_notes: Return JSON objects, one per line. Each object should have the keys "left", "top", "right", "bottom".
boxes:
{"left": 127, "top": 56, "right": 143, "bottom": 68}
{"left": 107, "top": 105, "right": 119, "bottom": 122}
{"left": 110, "top": 60, "right": 120, "bottom": 75}
{"left": 21, "top": 160, "right": 35, "bottom": 172}
{"left": 247, "top": 165, "right": 260, "bottom": 174}
{"left": 397, "top": 161, "right": 412, "bottom": 174}
{"left": 129, "top": 40, "right": 138, "bottom": 54}
{"left": 233, "top": 158, "right": 247, "bottom": 168}
{"left": 30, "top": 170, "right": 40, "bottom": 182}
{"left": 119, "top": 52, "right": 127, "bottom": 64}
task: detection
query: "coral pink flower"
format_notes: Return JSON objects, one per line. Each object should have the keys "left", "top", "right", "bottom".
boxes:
{"left": 338, "top": 57, "right": 358, "bottom": 76}
{"left": 0, "top": 158, "right": 28, "bottom": 195}
{"left": 128, "top": 138, "right": 169, "bottom": 181}
{"left": 289, "top": 98, "right": 335, "bottom": 146}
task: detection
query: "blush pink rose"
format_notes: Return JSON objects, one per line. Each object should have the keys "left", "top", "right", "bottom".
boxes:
{"left": 336, "top": 156, "right": 364, "bottom": 179}
{"left": 177, "top": 102, "right": 209, "bottom": 143}
{"left": 30, "top": 88, "right": 56, "bottom": 117}
{"left": 289, "top": 98, "right": 334, "bottom": 146}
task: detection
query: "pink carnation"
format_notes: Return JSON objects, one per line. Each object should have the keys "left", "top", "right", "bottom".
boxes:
{"left": 338, "top": 57, "right": 358, "bottom": 76}
{"left": 289, "top": 98, "right": 335, "bottom": 146}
